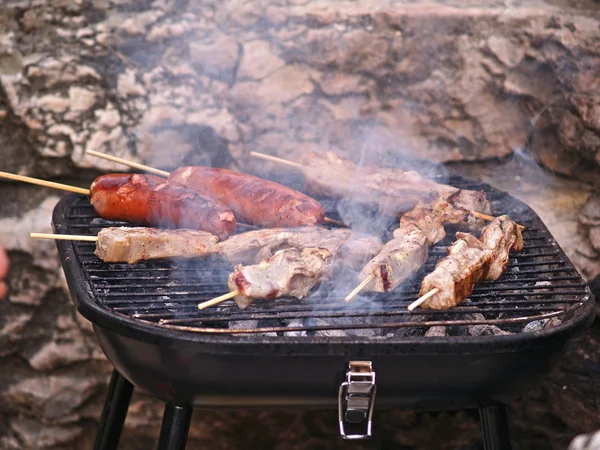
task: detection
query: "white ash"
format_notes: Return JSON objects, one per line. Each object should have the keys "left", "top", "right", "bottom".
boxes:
{"left": 425, "top": 326, "right": 448, "bottom": 337}
{"left": 534, "top": 281, "right": 552, "bottom": 287}
{"left": 522, "top": 317, "right": 562, "bottom": 333}
{"left": 284, "top": 319, "right": 307, "bottom": 337}
{"left": 228, "top": 320, "right": 259, "bottom": 330}
{"left": 309, "top": 319, "right": 348, "bottom": 337}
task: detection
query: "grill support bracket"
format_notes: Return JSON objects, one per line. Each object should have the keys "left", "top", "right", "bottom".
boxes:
{"left": 338, "top": 361, "right": 376, "bottom": 439}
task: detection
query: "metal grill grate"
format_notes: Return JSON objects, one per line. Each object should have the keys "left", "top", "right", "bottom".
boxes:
{"left": 56, "top": 176, "right": 590, "bottom": 337}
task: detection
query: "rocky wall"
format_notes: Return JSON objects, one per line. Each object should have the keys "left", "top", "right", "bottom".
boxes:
{"left": 0, "top": 0, "right": 599, "bottom": 449}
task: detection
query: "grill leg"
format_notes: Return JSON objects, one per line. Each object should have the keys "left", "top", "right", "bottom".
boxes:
{"left": 156, "top": 403, "right": 193, "bottom": 450}
{"left": 479, "top": 403, "right": 512, "bottom": 450}
{"left": 94, "top": 369, "right": 134, "bottom": 450}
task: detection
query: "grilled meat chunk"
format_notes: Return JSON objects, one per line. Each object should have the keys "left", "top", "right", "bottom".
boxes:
{"left": 419, "top": 216, "right": 523, "bottom": 310}
{"left": 218, "top": 227, "right": 382, "bottom": 269}
{"left": 227, "top": 247, "right": 332, "bottom": 308}
{"left": 398, "top": 198, "right": 484, "bottom": 245}
{"left": 360, "top": 229, "right": 429, "bottom": 292}
{"left": 419, "top": 234, "right": 493, "bottom": 310}
{"left": 478, "top": 215, "right": 524, "bottom": 280}
{"left": 301, "top": 151, "right": 491, "bottom": 215}
{"left": 94, "top": 227, "right": 219, "bottom": 264}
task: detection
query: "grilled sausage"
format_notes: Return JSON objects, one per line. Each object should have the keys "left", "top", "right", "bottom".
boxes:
{"left": 89, "top": 174, "right": 236, "bottom": 239}
{"left": 169, "top": 167, "right": 325, "bottom": 228}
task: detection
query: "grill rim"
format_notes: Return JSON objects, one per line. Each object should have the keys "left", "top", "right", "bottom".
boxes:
{"left": 53, "top": 187, "right": 595, "bottom": 357}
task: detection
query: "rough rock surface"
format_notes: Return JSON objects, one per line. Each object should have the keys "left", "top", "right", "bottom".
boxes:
{"left": 0, "top": 0, "right": 599, "bottom": 449}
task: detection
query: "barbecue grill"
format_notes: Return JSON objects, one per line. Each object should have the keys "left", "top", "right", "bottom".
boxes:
{"left": 52, "top": 174, "right": 594, "bottom": 450}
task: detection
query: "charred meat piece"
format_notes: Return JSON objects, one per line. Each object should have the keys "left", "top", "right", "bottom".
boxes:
{"left": 218, "top": 227, "right": 382, "bottom": 269}
{"left": 301, "top": 151, "right": 491, "bottom": 215}
{"left": 94, "top": 227, "right": 219, "bottom": 264}
{"left": 419, "top": 216, "right": 523, "bottom": 310}
{"left": 227, "top": 247, "right": 332, "bottom": 308}
{"left": 419, "top": 234, "right": 493, "bottom": 310}
{"left": 360, "top": 229, "right": 429, "bottom": 292}
{"left": 478, "top": 215, "right": 524, "bottom": 280}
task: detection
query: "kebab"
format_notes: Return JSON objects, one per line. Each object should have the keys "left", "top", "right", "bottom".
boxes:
{"left": 85, "top": 150, "right": 340, "bottom": 228}
{"left": 408, "top": 215, "right": 524, "bottom": 311}
{"left": 0, "top": 171, "right": 236, "bottom": 239}
{"left": 31, "top": 226, "right": 382, "bottom": 269}
{"left": 345, "top": 198, "right": 486, "bottom": 302}
{"left": 250, "top": 151, "right": 495, "bottom": 219}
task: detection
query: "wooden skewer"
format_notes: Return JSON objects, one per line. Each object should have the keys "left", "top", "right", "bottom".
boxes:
{"left": 198, "top": 290, "right": 239, "bottom": 310}
{"left": 86, "top": 150, "right": 170, "bottom": 177}
{"left": 249, "top": 151, "right": 304, "bottom": 169}
{"left": 30, "top": 232, "right": 98, "bottom": 242}
{"left": 0, "top": 171, "right": 90, "bottom": 195}
{"left": 344, "top": 273, "right": 375, "bottom": 303}
{"left": 407, "top": 288, "right": 440, "bottom": 311}
{"left": 87, "top": 149, "right": 348, "bottom": 227}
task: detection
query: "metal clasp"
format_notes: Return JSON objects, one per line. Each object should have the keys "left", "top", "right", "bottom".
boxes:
{"left": 338, "top": 361, "right": 376, "bottom": 439}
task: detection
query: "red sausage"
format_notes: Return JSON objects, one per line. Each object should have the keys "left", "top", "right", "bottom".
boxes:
{"left": 169, "top": 167, "right": 325, "bottom": 228}
{"left": 89, "top": 174, "right": 236, "bottom": 239}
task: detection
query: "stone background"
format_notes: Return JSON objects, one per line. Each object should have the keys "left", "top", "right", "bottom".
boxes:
{"left": 0, "top": 0, "right": 598, "bottom": 448}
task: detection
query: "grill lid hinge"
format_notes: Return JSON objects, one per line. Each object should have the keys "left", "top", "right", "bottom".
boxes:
{"left": 338, "top": 361, "right": 376, "bottom": 440}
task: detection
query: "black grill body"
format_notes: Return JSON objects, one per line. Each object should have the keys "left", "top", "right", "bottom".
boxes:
{"left": 53, "top": 175, "right": 594, "bottom": 412}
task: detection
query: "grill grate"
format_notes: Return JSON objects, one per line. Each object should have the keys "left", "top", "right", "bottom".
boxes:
{"left": 57, "top": 176, "right": 590, "bottom": 337}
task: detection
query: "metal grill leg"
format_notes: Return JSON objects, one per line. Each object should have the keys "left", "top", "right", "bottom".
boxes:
{"left": 94, "top": 370, "right": 134, "bottom": 450}
{"left": 479, "top": 403, "right": 512, "bottom": 450}
{"left": 157, "top": 403, "right": 193, "bottom": 450}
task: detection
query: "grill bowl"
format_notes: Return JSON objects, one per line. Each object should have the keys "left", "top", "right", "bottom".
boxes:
{"left": 53, "top": 175, "right": 594, "bottom": 409}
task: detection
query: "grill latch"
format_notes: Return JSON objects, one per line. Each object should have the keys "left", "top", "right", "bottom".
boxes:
{"left": 338, "top": 361, "right": 376, "bottom": 440}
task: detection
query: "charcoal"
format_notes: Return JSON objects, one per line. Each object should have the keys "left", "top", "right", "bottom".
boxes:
{"left": 467, "top": 324, "right": 510, "bottom": 336}
{"left": 425, "top": 326, "right": 448, "bottom": 337}
{"left": 522, "top": 317, "right": 562, "bottom": 332}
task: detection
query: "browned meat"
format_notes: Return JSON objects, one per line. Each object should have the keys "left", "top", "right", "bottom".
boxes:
{"left": 419, "top": 233, "right": 493, "bottom": 310}
{"left": 90, "top": 174, "right": 236, "bottom": 239}
{"left": 360, "top": 229, "right": 429, "bottom": 292}
{"left": 169, "top": 166, "right": 324, "bottom": 228}
{"left": 218, "top": 227, "right": 382, "bottom": 269}
{"left": 94, "top": 227, "right": 219, "bottom": 264}
{"left": 478, "top": 215, "right": 524, "bottom": 280}
{"left": 301, "top": 151, "right": 491, "bottom": 215}
{"left": 419, "top": 216, "right": 523, "bottom": 310}
{"left": 398, "top": 198, "right": 484, "bottom": 245}
{"left": 227, "top": 247, "right": 332, "bottom": 308}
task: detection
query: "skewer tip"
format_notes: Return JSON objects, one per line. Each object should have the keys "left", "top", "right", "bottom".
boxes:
{"left": 197, "top": 290, "right": 239, "bottom": 310}
{"left": 407, "top": 288, "right": 440, "bottom": 311}
{"left": 344, "top": 274, "right": 375, "bottom": 303}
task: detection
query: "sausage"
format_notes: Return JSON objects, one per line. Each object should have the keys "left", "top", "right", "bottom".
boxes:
{"left": 169, "top": 167, "right": 325, "bottom": 228}
{"left": 89, "top": 174, "right": 236, "bottom": 239}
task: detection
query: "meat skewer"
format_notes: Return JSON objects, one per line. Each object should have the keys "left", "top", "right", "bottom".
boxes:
{"left": 345, "top": 198, "right": 486, "bottom": 302}
{"left": 86, "top": 150, "right": 334, "bottom": 228}
{"left": 0, "top": 171, "right": 236, "bottom": 239}
{"left": 31, "top": 228, "right": 220, "bottom": 264}
{"left": 198, "top": 247, "right": 333, "bottom": 310}
{"left": 250, "top": 151, "right": 524, "bottom": 230}
{"left": 31, "top": 226, "right": 381, "bottom": 269}
{"left": 409, "top": 215, "right": 524, "bottom": 311}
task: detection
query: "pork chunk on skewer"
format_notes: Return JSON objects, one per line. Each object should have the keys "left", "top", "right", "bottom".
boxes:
{"left": 418, "top": 216, "right": 523, "bottom": 310}
{"left": 478, "top": 215, "right": 524, "bottom": 280}
{"left": 301, "top": 151, "right": 492, "bottom": 215}
{"left": 360, "top": 230, "right": 429, "bottom": 293}
{"left": 218, "top": 227, "right": 382, "bottom": 269}
{"left": 419, "top": 234, "right": 494, "bottom": 310}
{"left": 227, "top": 247, "right": 333, "bottom": 309}
{"left": 94, "top": 227, "right": 219, "bottom": 264}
